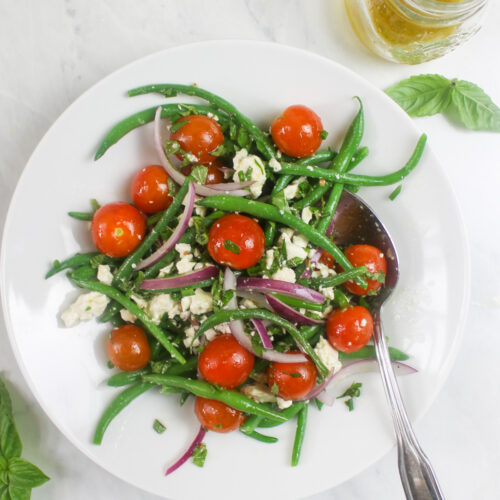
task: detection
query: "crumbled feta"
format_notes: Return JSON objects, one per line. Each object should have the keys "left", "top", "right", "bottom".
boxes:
{"left": 120, "top": 309, "right": 137, "bottom": 323}
{"left": 97, "top": 265, "right": 113, "bottom": 285}
{"left": 175, "top": 243, "right": 191, "bottom": 257}
{"left": 314, "top": 336, "right": 342, "bottom": 373}
{"left": 61, "top": 292, "right": 109, "bottom": 327}
{"left": 195, "top": 206, "right": 207, "bottom": 217}
{"left": 184, "top": 325, "right": 200, "bottom": 348}
{"left": 269, "top": 157, "right": 282, "bottom": 172}
{"left": 301, "top": 206, "right": 313, "bottom": 224}
{"left": 130, "top": 293, "right": 148, "bottom": 309}
{"left": 271, "top": 267, "right": 296, "bottom": 283}
{"left": 158, "top": 262, "right": 174, "bottom": 278}
{"left": 265, "top": 249, "right": 275, "bottom": 270}
{"left": 311, "top": 262, "right": 336, "bottom": 278}
{"left": 284, "top": 183, "right": 299, "bottom": 200}
{"left": 214, "top": 322, "right": 231, "bottom": 334}
{"left": 281, "top": 228, "right": 294, "bottom": 240}
{"left": 240, "top": 384, "right": 277, "bottom": 404}
{"left": 204, "top": 328, "right": 218, "bottom": 342}
{"left": 320, "top": 286, "right": 335, "bottom": 300}
{"left": 292, "top": 234, "right": 309, "bottom": 248}
{"left": 176, "top": 257, "right": 195, "bottom": 274}
{"left": 277, "top": 397, "right": 293, "bottom": 410}
{"left": 232, "top": 148, "right": 266, "bottom": 198}
{"left": 188, "top": 288, "right": 213, "bottom": 315}
{"left": 148, "top": 294, "right": 181, "bottom": 323}
{"left": 241, "top": 298, "right": 258, "bottom": 309}
{"left": 280, "top": 230, "right": 308, "bottom": 261}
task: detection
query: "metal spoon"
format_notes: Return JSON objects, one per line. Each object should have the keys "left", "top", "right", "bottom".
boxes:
{"left": 332, "top": 190, "right": 445, "bottom": 500}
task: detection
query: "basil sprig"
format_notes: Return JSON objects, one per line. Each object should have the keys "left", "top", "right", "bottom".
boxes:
{"left": 386, "top": 74, "right": 500, "bottom": 132}
{"left": 0, "top": 375, "right": 49, "bottom": 499}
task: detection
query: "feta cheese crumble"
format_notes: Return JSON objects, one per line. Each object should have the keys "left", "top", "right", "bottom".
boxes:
{"left": 61, "top": 292, "right": 110, "bottom": 327}
{"left": 314, "top": 337, "right": 342, "bottom": 373}
{"left": 232, "top": 148, "right": 266, "bottom": 198}
{"left": 97, "top": 265, "right": 113, "bottom": 285}
{"left": 268, "top": 157, "right": 282, "bottom": 172}
{"left": 271, "top": 266, "right": 296, "bottom": 283}
{"left": 148, "top": 294, "right": 181, "bottom": 323}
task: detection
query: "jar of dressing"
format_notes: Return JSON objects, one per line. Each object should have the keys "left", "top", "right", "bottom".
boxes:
{"left": 345, "top": 0, "right": 487, "bottom": 64}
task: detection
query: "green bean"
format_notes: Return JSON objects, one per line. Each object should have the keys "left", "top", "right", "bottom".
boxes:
{"left": 333, "top": 289, "right": 350, "bottom": 309}
{"left": 293, "top": 146, "right": 368, "bottom": 211}
{"left": 298, "top": 267, "right": 367, "bottom": 289}
{"left": 271, "top": 294, "right": 324, "bottom": 312}
{"left": 316, "top": 100, "right": 364, "bottom": 234}
{"left": 191, "top": 308, "right": 328, "bottom": 378}
{"left": 291, "top": 405, "right": 308, "bottom": 466}
{"left": 45, "top": 252, "right": 100, "bottom": 279}
{"left": 68, "top": 211, "right": 93, "bottom": 221}
{"left": 143, "top": 374, "right": 287, "bottom": 422}
{"left": 164, "top": 357, "right": 198, "bottom": 375}
{"left": 301, "top": 325, "right": 323, "bottom": 340}
{"left": 240, "top": 415, "right": 264, "bottom": 434}
{"left": 389, "top": 184, "right": 402, "bottom": 200}
{"left": 146, "top": 279, "right": 215, "bottom": 294}
{"left": 279, "top": 134, "right": 427, "bottom": 186}
{"left": 69, "top": 275, "right": 186, "bottom": 364}
{"left": 93, "top": 382, "right": 154, "bottom": 444}
{"left": 264, "top": 221, "right": 277, "bottom": 248}
{"left": 196, "top": 196, "right": 367, "bottom": 289}
{"left": 338, "top": 345, "right": 409, "bottom": 361}
{"left": 113, "top": 178, "right": 192, "bottom": 288}
{"left": 257, "top": 402, "right": 307, "bottom": 428}
{"left": 98, "top": 301, "right": 122, "bottom": 323}
{"left": 271, "top": 150, "right": 337, "bottom": 195}
{"left": 240, "top": 429, "right": 278, "bottom": 444}
{"left": 94, "top": 104, "right": 228, "bottom": 160}
{"left": 70, "top": 266, "right": 97, "bottom": 280}
{"left": 128, "top": 84, "right": 276, "bottom": 160}
{"left": 107, "top": 369, "right": 150, "bottom": 387}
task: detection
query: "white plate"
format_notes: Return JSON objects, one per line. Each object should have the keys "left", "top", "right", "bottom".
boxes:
{"left": 1, "top": 41, "right": 469, "bottom": 499}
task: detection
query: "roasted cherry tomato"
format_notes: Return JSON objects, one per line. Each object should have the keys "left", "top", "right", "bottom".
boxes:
{"left": 198, "top": 334, "right": 254, "bottom": 389}
{"left": 270, "top": 104, "right": 324, "bottom": 158}
{"left": 207, "top": 214, "right": 265, "bottom": 270}
{"left": 91, "top": 202, "right": 146, "bottom": 258}
{"left": 170, "top": 115, "right": 224, "bottom": 164}
{"left": 326, "top": 305, "right": 373, "bottom": 353}
{"left": 180, "top": 160, "right": 225, "bottom": 185}
{"left": 194, "top": 397, "right": 245, "bottom": 433}
{"left": 130, "top": 164, "right": 172, "bottom": 214}
{"left": 267, "top": 354, "right": 317, "bottom": 400}
{"left": 107, "top": 324, "right": 151, "bottom": 371}
{"left": 342, "top": 244, "right": 387, "bottom": 296}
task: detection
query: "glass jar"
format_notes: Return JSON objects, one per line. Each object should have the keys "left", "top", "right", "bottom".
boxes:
{"left": 345, "top": 0, "right": 487, "bottom": 64}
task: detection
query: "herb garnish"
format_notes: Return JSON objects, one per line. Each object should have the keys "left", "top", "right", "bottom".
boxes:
{"left": 224, "top": 240, "right": 241, "bottom": 254}
{"left": 192, "top": 443, "right": 207, "bottom": 467}
{"left": 153, "top": 419, "right": 166, "bottom": 434}
{"left": 337, "top": 382, "right": 362, "bottom": 411}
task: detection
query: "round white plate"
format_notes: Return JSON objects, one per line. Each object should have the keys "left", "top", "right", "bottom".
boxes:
{"left": 1, "top": 41, "right": 469, "bottom": 499}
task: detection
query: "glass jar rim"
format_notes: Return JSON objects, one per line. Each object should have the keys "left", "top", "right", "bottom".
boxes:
{"left": 396, "top": 0, "right": 487, "bottom": 19}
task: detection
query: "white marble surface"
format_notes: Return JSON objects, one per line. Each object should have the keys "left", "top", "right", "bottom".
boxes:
{"left": 0, "top": 1, "right": 499, "bottom": 499}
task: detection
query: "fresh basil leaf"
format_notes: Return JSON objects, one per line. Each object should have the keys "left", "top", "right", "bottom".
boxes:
{"left": 190, "top": 165, "right": 208, "bottom": 185}
{"left": 0, "top": 378, "right": 12, "bottom": 417}
{"left": 0, "top": 486, "right": 9, "bottom": 500}
{"left": 224, "top": 240, "right": 241, "bottom": 254}
{"left": 153, "top": 419, "right": 166, "bottom": 434}
{"left": 271, "top": 190, "right": 289, "bottom": 213}
{"left": 386, "top": 74, "right": 452, "bottom": 117}
{"left": 0, "top": 457, "right": 7, "bottom": 485}
{"left": 8, "top": 485, "right": 30, "bottom": 500}
{"left": 8, "top": 458, "right": 49, "bottom": 489}
{"left": 451, "top": 80, "right": 500, "bottom": 132}
{"left": 192, "top": 443, "right": 207, "bottom": 467}
{"left": 0, "top": 412, "right": 21, "bottom": 460}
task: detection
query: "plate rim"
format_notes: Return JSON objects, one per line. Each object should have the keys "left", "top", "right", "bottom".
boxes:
{"left": 0, "top": 39, "right": 471, "bottom": 498}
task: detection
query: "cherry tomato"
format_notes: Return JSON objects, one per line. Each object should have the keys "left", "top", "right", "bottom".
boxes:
{"left": 130, "top": 164, "right": 172, "bottom": 214}
{"left": 194, "top": 397, "right": 245, "bottom": 433}
{"left": 267, "top": 354, "right": 317, "bottom": 400}
{"left": 198, "top": 334, "right": 254, "bottom": 389}
{"left": 326, "top": 305, "right": 373, "bottom": 353}
{"left": 181, "top": 160, "right": 225, "bottom": 185}
{"left": 207, "top": 214, "right": 265, "bottom": 270}
{"left": 107, "top": 325, "right": 151, "bottom": 371}
{"left": 319, "top": 250, "right": 335, "bottom": 268}
{"left": 91, "top": 202, "right": 146, "bottom": 258}
{"left": 342, "top": 244, "right": 387, "bottom": 296}
{"left": 270, "top": 105, "right": 324, "bottom": 158}
{"left": 170, "top": 115, "right": 224, "bottom": 164}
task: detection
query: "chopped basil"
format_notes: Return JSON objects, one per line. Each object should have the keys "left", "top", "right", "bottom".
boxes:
{"left": 320, "top": 130, "right": 328, "bottom": 140}
{"left": 153, "top": 419, "right": 166, "bottom": 434}
{"left": 190, "top": 165, "right": 208, "bottom": 185}
{"left": 192, "top": 443, "right": 207, "bottom": 467}
{"left": 224, "top": 239, "right": 241, "bottom": 254}
{"left": 337, "top": 382, "right": 362, "bottom": 411}
{"left": 169, "top": 119, "right": 186, "bottom": 133}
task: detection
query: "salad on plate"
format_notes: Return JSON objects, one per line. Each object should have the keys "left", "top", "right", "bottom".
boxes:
{"left": 46, "top": 83, "right": 424, "bottom": 474}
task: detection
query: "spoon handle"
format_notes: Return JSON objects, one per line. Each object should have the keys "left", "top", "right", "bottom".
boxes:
{"left": 372, "top": 311, "right": 445, "bottom": 500}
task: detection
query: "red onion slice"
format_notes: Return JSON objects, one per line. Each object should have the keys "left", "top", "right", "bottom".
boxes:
{"left": 299, "top": 359, "right": 417, "bottom": 404}
{"left": 223, "top": 269, "right": 306, "bottom": 363}
{"left": 235, "top": 291, "right": 271, "bottom": 310}
{"left": 250, "top": 318, "right": 273, "bottom": 349}
{"left": 140, "top": 266, "right": 218, "bottom": 290}
{"left": 153, "top": 107, "right": 250, "bottom": 197}
{"left": 265, "top": 294, "right": 324, "bottom": 325}
{"left": 209, "top": 181, "right": 254, "bottom": 191}
{"left": 236, "top": 277, "right": 325, "bottom": 304}
{"left": 165, "top": 425, "right": 206, "bottom": 476}
{"left": 136, "top": 181, "right": 195, "bottom": 271}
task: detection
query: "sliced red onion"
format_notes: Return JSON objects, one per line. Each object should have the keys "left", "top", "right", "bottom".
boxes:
{"left": 165, "top": 426, "right": 206, "bottom": 476}
{"left": 235, "top": 290, "right": 271, "bottom": 310}
{"left": 265, "top": 294, "right": 324, "bottom": 325}
{"left": 316, "top": 390, "right": 335, "bottom": 406}
{"left": 310, "top": 248, "right": 322, "bottom": 265}
{"left": 236, "top": 277, "right": 325, "bottom": 304}
{"left": 326, "top": 217, "right": 335, "bottom": 238}
{"left": 209, "top": 181, "right": 254, "bottom": 191}
{"left": 250, "top": 318, "right": 273, "bottom": 349}
{"left": 153, "top": 107, "right": 250, "bottom": 197}
{"left": 299, "top": 267, "right": 311, "bottom": 280}
{"left": 140, "top": 266, "right": 218, "bottom": 290}
{"left": 299, "top": 359, "right": 417, "bottom": 403}
{"left": 136, "top": 181, "right": 195, "bottom": 271}
{"left": 223, "top": 269, "right": 306, "bottom": 363}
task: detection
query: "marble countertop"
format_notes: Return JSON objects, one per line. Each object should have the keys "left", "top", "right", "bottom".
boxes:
{"left": 1, "top": 1, "right": 499, "bottom": 499}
